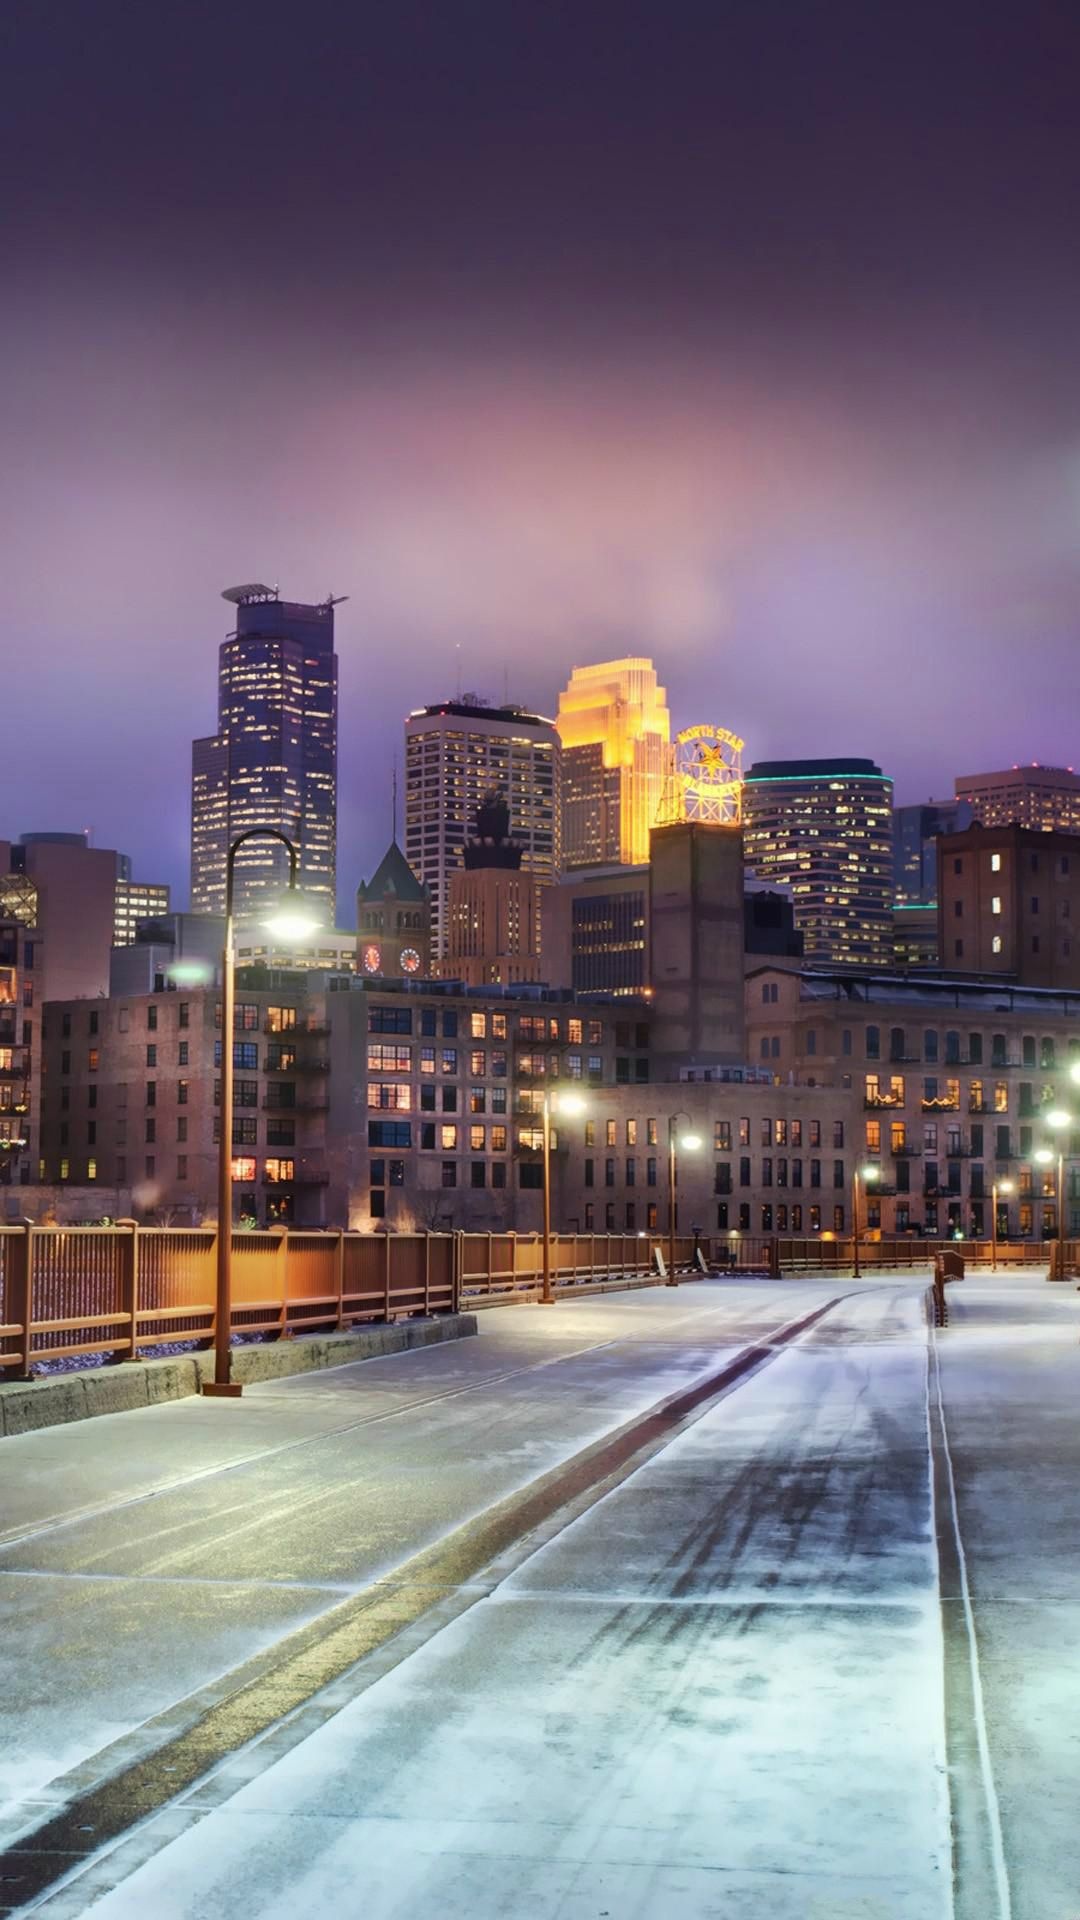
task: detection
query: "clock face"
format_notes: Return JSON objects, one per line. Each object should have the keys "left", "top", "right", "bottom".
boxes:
{"left": 400, "top": 947, "right": 421, "bottom": 975}
{"left": 362, "top": 943, "right": 382, "bottom": 974}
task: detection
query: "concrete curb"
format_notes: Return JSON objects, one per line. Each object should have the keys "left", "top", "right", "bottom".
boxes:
{"left": 0, "top": 1314, "right": 478, "bottom": 1437}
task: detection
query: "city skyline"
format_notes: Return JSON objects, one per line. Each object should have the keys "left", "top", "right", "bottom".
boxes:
{"left": 6, "top": 5, "right": 1080, "bottom": 903}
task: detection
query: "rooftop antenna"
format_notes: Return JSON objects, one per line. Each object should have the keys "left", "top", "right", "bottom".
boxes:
{"left": 392, "top": 760, "right": 398, "bottom": 842}
{"left": 455, "top": 643, "right": 462, "bottom": 701}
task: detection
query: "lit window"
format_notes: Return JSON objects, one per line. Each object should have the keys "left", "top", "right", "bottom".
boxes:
{"left": 231, "top": 1155, "right": 257, "bottom": 1182}
{"left": 991, "top": 853, "right": 1001, "bottom": 872}
{"left": 992, "top": 935, "right": 1002, "bottom": 953}
{"left": 991, "top": 896, "right": 1002, "bottom": 915}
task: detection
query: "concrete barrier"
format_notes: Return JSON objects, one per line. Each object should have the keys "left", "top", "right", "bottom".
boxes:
{"left": 0, "top": 1314, "right": 478, "bottom": 1438}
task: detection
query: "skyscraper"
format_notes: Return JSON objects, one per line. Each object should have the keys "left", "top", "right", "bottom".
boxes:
{"left": 893, "top": 799, "right": 972, "bottom": 904}
{"left": 955, "top": 764, "right": 1080, "bottom": 833}
{"left": 190, "top": 585, "right": 339, "bottom": 921}
{"left": 743, "top": 758, "right": 894, "bottom": 967}
{"left": 404, "top": 697, "right": 560, "bottom": 957}
{"left": 556, "top": 659, "right": 672, "bottom": 870}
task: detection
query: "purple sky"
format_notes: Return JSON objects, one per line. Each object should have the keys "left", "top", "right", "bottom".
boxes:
{"left": 5, "top": 1, "right": 1080, "bottom": 918}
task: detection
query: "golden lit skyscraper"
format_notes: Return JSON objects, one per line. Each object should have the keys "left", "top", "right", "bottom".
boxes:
{"left": 556, "top": 659, "right": 672, "bottom": 869}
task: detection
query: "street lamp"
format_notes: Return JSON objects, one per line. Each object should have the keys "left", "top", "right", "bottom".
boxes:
{"left": 852, "top": 1162, "right": 880, "bottom": 1279}
{"left": 991, "top": 1177, "right": 1013, "bottom": 1271}
{"left": 203, "top": 829, "right": 321, "bottom": 1399}
{"left": 666, "top": 1114, "right": 702, "bottom": 1287}
{"left": 539, "top": 1089, "right": 587, "bottom": 1306}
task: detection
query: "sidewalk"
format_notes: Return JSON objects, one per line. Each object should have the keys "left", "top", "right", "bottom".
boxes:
{"left": 934, "top": 1271, "right": 1080, "bottom": 1920}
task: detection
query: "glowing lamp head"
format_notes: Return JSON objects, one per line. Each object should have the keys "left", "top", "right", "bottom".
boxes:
{"left": 679, "top": 1133, "right": 703, "bottom": 1152}
{"left": 1070, "top": 1061, "right": 1080, "bottom": 1086}
{"left": 263, "top": 896, "right": 322, "bottom": 945}
{"left": 997, "top": 1179, "right": 1014, "bottom": 1195}
{"left": 1035, "top": 1147, "right": 1055, "bottom": 1165}
{"left": 556, "top": 1093, "right": 587, "bottom": 1118}
{"left": 860, "top": 1164, "right": 880, "bottom": 1182}
{"left": 1045, "top": 1108, "right": 1071, "bottom": 1130}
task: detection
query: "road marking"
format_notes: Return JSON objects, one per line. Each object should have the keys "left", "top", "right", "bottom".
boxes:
{"left": 931, "top": 1329, "right": 1012, "bottom": 1920}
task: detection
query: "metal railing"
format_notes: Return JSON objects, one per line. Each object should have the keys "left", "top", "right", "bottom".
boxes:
{"left": 1, "top": 1224, "right": 1067, "bottom": 1380}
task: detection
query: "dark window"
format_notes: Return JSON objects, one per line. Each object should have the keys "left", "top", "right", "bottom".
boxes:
{"left": 147, "top": 1004, "right": 158, "bottom": 1031}
{"left": 368, "top": 1121, "right": 412, "bottom": 1147}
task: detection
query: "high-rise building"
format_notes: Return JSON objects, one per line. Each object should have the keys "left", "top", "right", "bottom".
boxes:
{"left": 743, "top": 758, "right": 894, "bottom": 968}
{"left": 190, "top": 585, "right": 339, "bottom": 921}
{"left": 955, "top": 764, "right": 1080, "bottom": 834}
{"left": 113, "top": 860, "right": 171, "bottom": 946}
{"left": 556, "top": 659, "right": 672, "bottom": 869}
{"left": 404, "top": 697, "right": 560, "bottom": 957}
{"left": 893, "top": 799, "right": 971, "bottom": 905}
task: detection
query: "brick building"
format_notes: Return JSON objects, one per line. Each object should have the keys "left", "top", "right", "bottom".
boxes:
{"left": 936, "top": 823, "right": 1080, "bottom": 988}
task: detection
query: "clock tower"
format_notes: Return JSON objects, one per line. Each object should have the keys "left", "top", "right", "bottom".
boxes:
{"left": 355, "top": 842, "right": 431, "bottom": 980}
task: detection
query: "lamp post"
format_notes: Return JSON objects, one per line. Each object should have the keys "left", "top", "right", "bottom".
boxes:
{"left": 203, "top": 829, "right": 320, "bottom": 1398}
{"left": 851, "top": 1163, "right": 880, "bottom": 1279}
{"left": 1038, "top": 1106, "right": 1073, "bottom": 1280}
{"left": 990, "top": 1177, "right": 1013, "bottom": 1271}
{"left": 540, "top": 1089, "right": 587, "bottom": 1305}
{"left": 666, "top": 1114, "right": 703, "bottom": 1286}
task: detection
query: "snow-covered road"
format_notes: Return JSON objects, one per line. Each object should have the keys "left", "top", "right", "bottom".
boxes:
{"left": 7, "top": 1273, "right": 1079, "bottom": 1918}
{"left": 31, "top": 1282, "right": 958, "bottom": 1919}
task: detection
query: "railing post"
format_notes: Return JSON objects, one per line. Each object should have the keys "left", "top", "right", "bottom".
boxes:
{"left": 114, "top": 1217, "right": 141, "bottom": 1362}
{"left": 8, "top": 1219, "right": 34, "bottom": 1381}
{"left": 769, "top": 1234, "right": 781, "bottom": 1279}
{"left": 383, "top": 1231, "right": 392, "bottom": 1321}
{"left": 423, "top": 1230, "right": 431, "bottom": 1316}
{"left": 451, "top": 1230, "right": 460, "bottom": 1314}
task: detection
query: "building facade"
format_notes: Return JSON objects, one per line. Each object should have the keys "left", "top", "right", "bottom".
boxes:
{"left": 553, "top": 1077, "right": 862, "bottom": 1239}
{"left": 955, "top": 764, "right": 1080, "bottom": 834}
{"left": 743, "top": 758, "right": 894, "bottom": 968}
{"left": 404, "top": 698, "right": 560, "bottom": 957}
{"left": 38, "top": 975, "right": 649, "bottom": 1233}
{"left": 540, "top": 866, "right": 650, "bottom": 996}
{"left": 556, "top": 659, "right": 672, "bottom": 870}
{"left": 747, "top": 964, "right": 1080, "bottom": 1239}
{"left": 936, "top": 824, "right": 1080, "bottom": 988}
{"left": 190, "top": 586, "right": 339, "bottom": 921}
{"left": 356, "top": 842, "right": 431, "bottom": 980}
{"left": 0, "top": 879, "right": 40, "bottom": 1207}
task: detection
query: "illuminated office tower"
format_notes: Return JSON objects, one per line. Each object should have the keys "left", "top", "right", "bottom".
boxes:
{"left": 190, "top": 586, "right": 339, "bottom": 920}
{"left": 743, "top": 758, "right": 894, "bottom": 967}
{"left": 556, "top": 659, "right": 672, "bottom": 869}
{"left": 404, "top": 697, "right": 560, "bottom": 957}
{"left": 955, "top": 764, "right": 1080, "bottom": 833}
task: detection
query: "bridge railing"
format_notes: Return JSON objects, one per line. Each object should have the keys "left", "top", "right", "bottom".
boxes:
{"left": 0, "top": 1223, "right": 1065, "bottom": 1378}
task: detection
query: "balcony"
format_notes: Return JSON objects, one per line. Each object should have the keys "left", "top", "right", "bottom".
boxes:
{"left": 297, "top": 1095, "right": 330, "bottom": 1113}
{"left": 864, "top": 1095, "right": 904, "bottom": 1111}
{"left": 890, "top": 1143, "right": 923, "bottom": 1157}
{"left": 262, "top": 1166, "right": 329, "bottom": 1186}
{"left": 0, "top": 1058, "right": 29, "bottom": 1081}
{"left": 921, "top": 1097, "right": 960, "bottom": 1113}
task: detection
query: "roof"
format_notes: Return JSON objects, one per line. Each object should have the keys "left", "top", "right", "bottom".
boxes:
{"left": 356, "top": 841, "right": 427, "bottom": 903}
{"left": 745, "top": 758, "right": 886, "bottom": 781}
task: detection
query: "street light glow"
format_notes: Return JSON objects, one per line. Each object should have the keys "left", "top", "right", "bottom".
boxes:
{"left": 1044, "top": 1108, "right": 1071, "bottom": 1129}
{"left": 263, "top": 898, "right": 322, "bottom": 943}
{"left": 1035, "top": 1147, "right": 1055, "bottom": 1164}
{"left": 997, "top": 1179, "right": 1014, "bottom": 1194}
{"left": 1071, "top": 1060, "right": 1080, "bottom": 1086}
{"left": 679, "top": 1133, "right": 703, "bottom": 1151}
{"left": 556, "top": 1092, "right": 587, "bottom": 1117}
{"left": 861, "top": 1164, "right": 880, "bottom": 1181}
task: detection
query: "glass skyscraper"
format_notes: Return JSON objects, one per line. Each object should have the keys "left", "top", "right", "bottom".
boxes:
{"left": 743, "top": 758, "right": 894, "bottom": 968}
{"left": 190, "top": 587, "right": 338, "bottom": 920}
